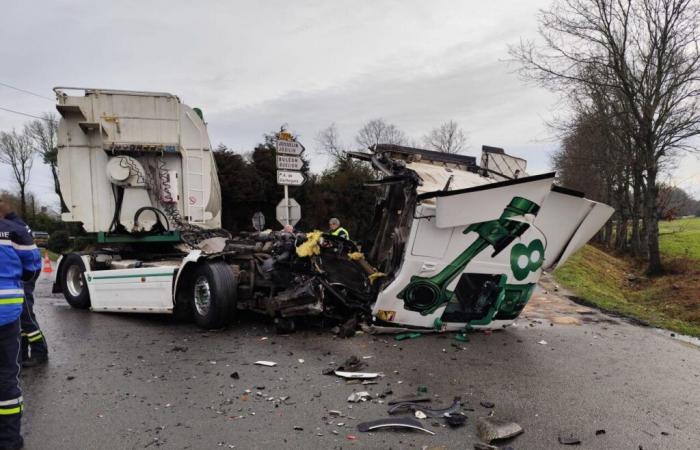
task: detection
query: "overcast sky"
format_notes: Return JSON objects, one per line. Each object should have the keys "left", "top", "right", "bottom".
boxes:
{"left": 1, "top": 0, "right": 698, "bottom": 209}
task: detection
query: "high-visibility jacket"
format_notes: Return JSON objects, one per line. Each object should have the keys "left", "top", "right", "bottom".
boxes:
{"left": 0, "top": 217, "right": 41, "bottom": 326}
{"left": 331, "top": 227, "right": 349, "bottom": 240}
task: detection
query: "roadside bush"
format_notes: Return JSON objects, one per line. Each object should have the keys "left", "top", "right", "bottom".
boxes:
{"left": 48, "top": 230, "right": 71, "bottom": 253}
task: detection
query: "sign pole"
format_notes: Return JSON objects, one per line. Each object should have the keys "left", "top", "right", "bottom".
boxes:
{"left": 284, "top": 184, "right": 290, "bottom": 226}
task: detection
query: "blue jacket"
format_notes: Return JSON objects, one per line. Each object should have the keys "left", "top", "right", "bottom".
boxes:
{"left": 0, "top": 217, "right": 41, "bottom": 326}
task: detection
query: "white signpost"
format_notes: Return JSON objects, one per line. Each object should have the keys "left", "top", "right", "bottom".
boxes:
{"left": 276, "top": 154, "right": 304, "bottom": 171}
{"left": 276, "top": 170, "right": 305, "bottom": 186}
{"left": 276, "top": 197, "right": 301, "bottom": 227}
{"left": 275, "top": 135, "right": 306, "bottom": 226}
{"left": 275, "top": 140, "right": 304, "bottom": 156}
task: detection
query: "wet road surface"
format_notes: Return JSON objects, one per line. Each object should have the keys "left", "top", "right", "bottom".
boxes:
{"left": 19, "top": 274, "right": 700, "bottom": 449}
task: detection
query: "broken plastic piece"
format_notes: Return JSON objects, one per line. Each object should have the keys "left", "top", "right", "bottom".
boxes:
{"left": 476, "top": 417, "right": 524, "bottom": 443}
{"left": 417, "top": 385, "right": 428, "bottom": 394}
{"left": 357, "top": 417, "right": 436, "bottom": 435}
{"left": 347, "top": 391, "right": 371, "bottom": 402}
{"left": 455, "top": 333, "right": 470, "bottom": 342}
{"left": 414, "top": 410, "right": 427, "bottom": 419}
{"left": 474, "top": 444, "right": 498, "bottom": 450}
{"left": 445, "top": 413, "right": 467, "bottom": 428}
{"left": 387, "top": 396, "right": 431, "bottom": 405}
{"left": 334, "top": 371, "right": 381, "bottom": 379}
{"left": 254, "top": 361, "right": 277, "bottom": 367}
{"left": 388, "top": 397, "right": 462, "bottom": 418}
{"left": 480, "top": 400, "right": 495, "bottom": 408}
{"left": 395, "top": 332, "right": 422, "bottom": 341}
{"left": 558, "top": 435, "right": 581, "bottom": 445}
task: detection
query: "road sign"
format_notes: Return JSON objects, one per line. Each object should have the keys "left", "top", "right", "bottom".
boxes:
{"left": 276, "top": 197, "right": 301, "bottom": 227}
{"left": 275, "top": 140, "right": 305, "bottom": 156}
{"left": 277, "top": 170, "right": 305, "bottom": 186}
{"left": 276, "top": 154, "right": 304, "bottom": 171}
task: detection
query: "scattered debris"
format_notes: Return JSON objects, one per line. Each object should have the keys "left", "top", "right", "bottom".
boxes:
{"left": 595, "top": 429, "right": 606, "bottom": 436}
{"left": 334, "top": 371, "right": 381, "bottom": 379}
{"left": 357, "top": 417, "right": 436, "bottom": 435}
{"left": 395, "top": 332, "right": 422, "bottom": 341}
{"left": 414, "top": 410, "right": 427, "bottom": 419}
{"left": 387, "top": 396, "right": 431, "bottom": 405}
{"left": 455, "top": 333, "right": 470, "bottom": 342}
{"left": 388, "top": 397, "right": 462, "bottom": 418}
{"left": 538, "top": 340, "right": 548, "bottom": 345}
{"left": 328, "top": 410, "right": 342, "bottom": 417}
{"left": 254, "top": 361, "right": 277, "bottom": 367}
{"left": 558, "top": 434, "right": 581, "bottom": 445}
{"left": 230, "top": 372, "right": 239, "bottom": 379}
{"left": 293, "top": 426, "right": 303, "bottom": 431}
{"left": 444, "top": 414, "right": 467, "bottom": 428}
{"left": 474, "top": 443, "right": 498, "bottom": 450}
{"left": 298, "top": 359, "right": 304, "bottom": 364}
{"left": 417, "top": 384, "right": 428, "bottom": 394}
{"left": 347, "top": 391, "right": 372, "bottom": 403}
{"left": 168, "top": 346, "right": 188, "bottom": 352}
{"left": 66, "top": 376, "right": 75, "bottom": 381}
{"left": 476, "top": 417, "right": 524, "bottom": 443}
{"left": 480, "top": 400, "right": 495, "bottom": 409}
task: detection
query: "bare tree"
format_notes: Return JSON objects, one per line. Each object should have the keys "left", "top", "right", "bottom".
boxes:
{"left": 423, "top": 120, "right": 468, "bottom": 154}
{"left": 511, "top": 0, "right": 700, "bottom": 274}
{"left": 25, "top": 112, "right": 67, "bottom": 211}
{"left": 315, "top": 123, "right": 346, "bottom": 162}
{"left": 355, "top": 118, "right": 407, "bottom": 148}
{"left": 0, "top": 129, "right": 36, "bottom": 217}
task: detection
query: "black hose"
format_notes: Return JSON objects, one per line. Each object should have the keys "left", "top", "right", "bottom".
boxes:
{"left": 133, "top": 206, "right": 170, "bottom": 231}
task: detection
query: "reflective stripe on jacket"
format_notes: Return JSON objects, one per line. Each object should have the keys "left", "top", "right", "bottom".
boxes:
{"left": 331, "top": 227, "right": 349, "bottom": 240}
{"left": 0, "top": 217, "right": 38, "bottom": 326}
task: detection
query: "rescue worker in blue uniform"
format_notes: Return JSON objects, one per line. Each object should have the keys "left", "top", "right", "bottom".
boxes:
{"left": 0, "top": 203, "right": 48, "bottom": 367}
{"left": 0, "top": 213, "right": 41, "bottom": 450}
{"left": 328, "top": 217, "right": 349, "bottom": 240}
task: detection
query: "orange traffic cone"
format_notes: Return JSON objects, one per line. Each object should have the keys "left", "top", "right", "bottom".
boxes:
{"left": 42, "top": 251, "right": 53, "bottom": 273}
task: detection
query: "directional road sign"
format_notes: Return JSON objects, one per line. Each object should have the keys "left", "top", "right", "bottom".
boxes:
{"left": 275, "top": 140, "right": 305, "bottom": 156}
{"left": 277, "top": 170, "right": 306, "bottom": 186}
{"left": 276, "top": 154, "right": 304, "bottom": 171}
{"left": 276, "top": 197, "right": 301, "bottom": 227}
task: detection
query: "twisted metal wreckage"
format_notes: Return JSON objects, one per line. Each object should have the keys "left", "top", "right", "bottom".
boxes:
{"left": 51, "top": 88, "right": 614, "bottom": 333}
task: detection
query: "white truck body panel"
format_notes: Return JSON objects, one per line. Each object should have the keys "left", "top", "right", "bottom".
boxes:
{"left": 86, "top": 266, "right": 177, "bottom": 313}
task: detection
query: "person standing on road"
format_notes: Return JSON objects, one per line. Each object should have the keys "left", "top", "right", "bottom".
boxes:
{"left": 328, "top": 218, "right": 349, "bottom": 240}
{"left": 0, "top": 198, "right": 46, "bottom": 367}
{"left": 0, "top": 215, "right": 41, "bottom": 450}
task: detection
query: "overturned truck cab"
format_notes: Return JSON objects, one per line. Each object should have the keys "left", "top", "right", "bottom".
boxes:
{"left": 356, "top": 144, "right": 613, "bottom": 331}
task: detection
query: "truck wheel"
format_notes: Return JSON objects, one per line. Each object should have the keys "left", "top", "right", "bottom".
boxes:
{"left": 60, "top": 253, "right": 91, "bottom": 309}
{"left": 190, "top": 262, "right": 237, "bottom": 329}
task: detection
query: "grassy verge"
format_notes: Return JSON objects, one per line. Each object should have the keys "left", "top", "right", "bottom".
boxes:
{"left": 659, "top": 217, "right": 700, "bottom": 260}
{"left": 554, "top": 244, "right": 700, "bottom": 337}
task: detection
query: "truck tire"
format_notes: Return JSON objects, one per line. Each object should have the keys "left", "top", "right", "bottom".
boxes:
{"left": 190, "top": 261, "right": 237, "bottom": 329}
{"left": 60, "top": 253, "right": 91, "bottom": 309}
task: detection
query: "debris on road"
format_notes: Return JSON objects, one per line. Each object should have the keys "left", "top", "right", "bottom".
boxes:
{"left": 558, "top": 434, "right": 582, "bottom": 445}
{"left": 480, "top": 400, "right": 495, "bottom": 409}
{"left": 444, "top": 413, "right": 467, "bottom": 428}
{"left": 414, "top": 410, "right": 427, "bottom": 419}
{"left": 334, "top": 371, "right": 381, "bottom": 379}
{"left": 395, "top": 332, "right": 422, "bottom": 341}
{"left": 347, "top": 391, "right": 371, "bottom": 402}
{"left": 388, "top": 397, "right": 462, "bottom": 418}
{"left": 474, "top": 443, "right": 498, "bottom": 450}
{"left": 595, "top": 429, "right": 606, "bottom": 435}
{"left": 476, "top": 417, "right": 524, "bottom": 443}
{"left": 230, "top": 372, "right": 239, "bottom": 379}
{"left": 254, "top": 361, "right": 277, "bottom": 367}
{"left": 538, "top": 340, "right": 548, "bottom": 345}
{"left": 417, "top": 384, "right": 428, "bottom": 394}
{"left": 357, "top": 417, "right": 436, "bottom": 435}
{"left": 387, "top": 396, "right": 431, "bottom": 405}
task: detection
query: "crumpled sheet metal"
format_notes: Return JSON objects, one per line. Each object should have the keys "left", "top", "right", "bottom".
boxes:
{"left": 357, "top": 417, "right": 435, "bottom": 435}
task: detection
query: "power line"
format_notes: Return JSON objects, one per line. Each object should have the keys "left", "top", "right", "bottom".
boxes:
{"left": 0, "top": 106, "right": 49, "bottom": 121}
{"left": 0, "top": 81, "right": 53, "bottom": 101}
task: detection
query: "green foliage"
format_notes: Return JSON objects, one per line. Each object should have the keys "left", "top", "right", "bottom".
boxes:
{"left": 48, "top": 230, "right": 71, "bottom": 253}
{"left": 555, "top": 245, "right": 700, "bottom": 337}
{"left": 214, "top": 140, "right": 378, "bottom": 242}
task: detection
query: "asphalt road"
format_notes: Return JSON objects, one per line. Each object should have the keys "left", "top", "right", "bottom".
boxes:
{"left": 18, "top": 273, "right": 700, "bottom": 450}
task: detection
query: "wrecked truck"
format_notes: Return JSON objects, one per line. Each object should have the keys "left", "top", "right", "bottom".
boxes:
{"left": 51, "top": 87, "right": 614, "bottom": 332}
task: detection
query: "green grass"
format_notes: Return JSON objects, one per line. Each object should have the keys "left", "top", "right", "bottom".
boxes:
{"left": 659, "top": 217, "right": 700, "bottom": 261}
{"left": 554, "top": 243, "right": 700, "bottom": 338}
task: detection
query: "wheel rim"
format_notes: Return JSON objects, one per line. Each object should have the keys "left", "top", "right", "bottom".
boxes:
{"left": 66, "top": 264, "right": 84, "bottom": 297}
{"left": 194, "top": 275, "right": 212, "bottom": 316}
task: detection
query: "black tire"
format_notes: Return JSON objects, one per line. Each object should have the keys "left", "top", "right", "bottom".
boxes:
{"left": 190, "top": 261, "right": 237, "bottom": 329}
{"left": 60, "top": 253, "right": 91, "bottom": 309}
